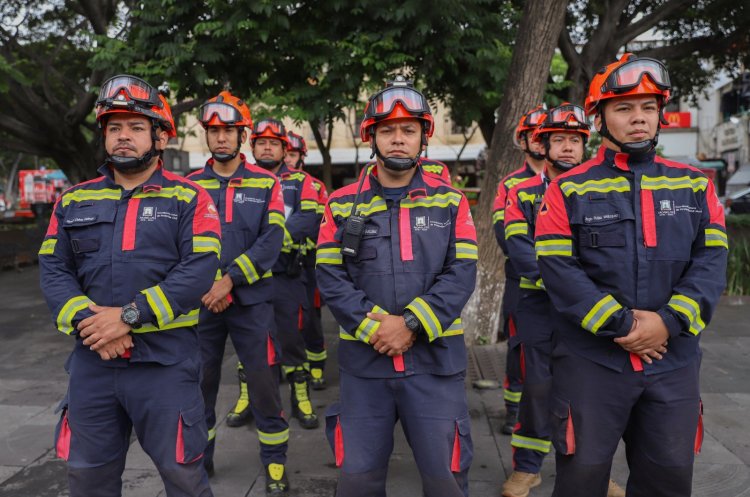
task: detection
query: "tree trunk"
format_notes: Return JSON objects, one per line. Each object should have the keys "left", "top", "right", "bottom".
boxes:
{"left": 310, "top": 118, "right": 334, "bottom": 189}
{"left": 463, "top": 0, "right": 568, "bottom": 345}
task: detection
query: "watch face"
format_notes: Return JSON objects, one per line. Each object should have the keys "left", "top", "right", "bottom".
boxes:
{"left": 123, "top": 308, "right": 138, "bottom": 324}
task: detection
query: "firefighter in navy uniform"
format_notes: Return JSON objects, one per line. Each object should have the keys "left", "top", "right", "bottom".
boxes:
{"left": 251, "top": 118, "right": 322, "bottom": 429}
{"left": 317, "top": 77, "right": 477, "bottom": 497}
{"left": 187, "top": 91, "right": 291, "bottom": 494}
{"left": 535, "top": 54, "right": 728, "bottom": 497}
{"left": 284, "top": 130, "right": 330, "bottom": 389}
{"left": 491, "top": 106, "right": 547, "bottom": 435}
{"left": 39, "top": 75, "right": 220, "bottom": 497}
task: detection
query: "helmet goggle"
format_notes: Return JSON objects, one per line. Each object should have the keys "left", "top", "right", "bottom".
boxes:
{"left": 547, "top": 104, "right": 588, "bottom": 127}
{"left": 199, "top": 102, "right": 244, "bottom": 125}
{"left": 287, "top": 133, "right": 305, "bottom": 153}
{"left": 97, "top": 75, "right": 161, "bottom": 109}
{"left": 254, "top": 119, "right": 286, "bottom": 138}
{"left": 602, "top": 57, "right": 671, "bottom": 95}
{"left": 520, "top": 107, "right": 547, "bottom": 128}
{"left": 365, "top": 87, "right": 430, "bottom": 120}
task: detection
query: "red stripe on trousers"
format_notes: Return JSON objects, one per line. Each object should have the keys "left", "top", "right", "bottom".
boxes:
{"left": 335, "top": 417, "right": 345, "bottom": 467}
{"left": 122, "top": 197, "right": 140, "bottom": 251}
{"left": 451, "top": 424, "right": 461, "bottom": 472}
{"left": 55, "top": 412, "right": 71, "bottom": 460}
{"left": 267, "top": 334, "right": 278, "bottom": 366}
{"left": 392, "top": 355, "right": 404, "bottom": 372}
{"left": 630, "top": 352, "right": 644, "bottom": 372}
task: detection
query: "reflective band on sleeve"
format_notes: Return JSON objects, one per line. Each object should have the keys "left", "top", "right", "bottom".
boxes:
{"left": 208, "top": 427, "right": 216, "bottom": 441}
{"left": 505, "top": 222, "right": 528, "bottom": 239}
{"left": 338, "top": 326, "right": 358, "bottom": 341}
{"left": 193, "top": 236, "right": 220, "bottom": 256}
{"left": 235, "top": 254, "right": 260, "bottom": 284}
{"left": 705, "top": 228, "right": 728, "bottom": 249}
{"left": 56, "top": 295, "right": 94, "bottom": 335}
{"left": 442, "top": 318, "right": 464, "bottom": 336}
{"left": 560, "top": 177, "right": 630, "bottom": 197}
{"left": 492, "top": 210, "right": 505, "bottom": 224}
{"left": 269, "top": 211, "right": 285, "bottom": 228}
{"left": 136, "top": 309, "right": 199, "bottom": 333}
{"left": 39, "top": 238, "right": 57, "bottom": 255}
{"left": 258, "top": 428, "right": 290, "bottom": 446}
{"left": 353, "top": 305, "right": 389, "bottom": 343}
{"left": 641, "top": 175, "right": 708, "bottom": 192}
{"left": 581, "top": 294, "right": 622, "bottom": 334}
{"left": 511, "top": 433, "right": 552, "bottom": 453}
{"left": 535, "top": 239, "right": 573, "bottom": 257}
{"left": 301, "top": 199, "right": 319, "bottom": 212}
{"left": 518, "top": 191, "right": 537, "bottom": 204}
{"left": 520, "top": 277, "right": 545, "bottom": 291}
{"left": 406, "top": 297, "right": 443, "bottom": 342}
{"left": 667, "top": 294, "right": 706, "bottom": 336}
{"left": 455, "top": 242, "right": 478, "bottom": 260}
{"left": 316, "top": 247, "right": 343, "bottom": 265}
{"left": 141, "top": 285, "right": 175, "bottom": 328}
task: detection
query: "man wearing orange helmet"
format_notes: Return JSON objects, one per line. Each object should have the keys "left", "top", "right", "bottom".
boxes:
{"left": 535, "top": 54, "right": 728, "bottom": 497}
{"left": 187, "top": 91, "right": 291, "bottom": 494}
{"left": 285, "top": 130, "right": 330, "bottom": 389}
{"left": 491, "top": 105, "right": 547, "bottom": 436}
{"left": 317, "top": 77, "right": 477, "bottom": 497}
{"left": 39, "top": 75, "right": 221, "bottom": 497}
{"left": 251, "top": 119, "right": 322, "bottom": 430}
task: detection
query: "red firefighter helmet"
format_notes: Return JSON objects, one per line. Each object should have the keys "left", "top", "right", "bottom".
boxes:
{"left": 95, "top": 75, "right": 176, "bottom": 138}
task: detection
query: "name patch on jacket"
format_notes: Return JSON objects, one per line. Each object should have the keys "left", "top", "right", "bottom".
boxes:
{"left": 583, "top": 213, "right": 620, "bottom": 224}
{"left": 65, "top": 216, "right": 97, "bottom": 225}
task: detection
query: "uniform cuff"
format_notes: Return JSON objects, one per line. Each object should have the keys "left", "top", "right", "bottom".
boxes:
{"left": 133, "top": 294, "right": 155, "bottom": 326}
{"left": 657, "top": 308, "right": 683, "bottom": 338}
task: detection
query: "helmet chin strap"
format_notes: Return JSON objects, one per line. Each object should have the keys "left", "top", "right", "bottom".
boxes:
{"left": 523, "top": 135, "right": 546, "bottom": 161}
{"left": 369, "top": 129, "right": 424, "bottom": 171}
{"left": 541, "top": 135, "right": 587, "bottom": 173}
{"left": 256, "top": 158, "right": 284, "bottom": 170}
{"left": 599, "top": 111, "right": 660, "bottom": 156}
{"left": 105, "top": 122, "right": 160, "bottom": 174}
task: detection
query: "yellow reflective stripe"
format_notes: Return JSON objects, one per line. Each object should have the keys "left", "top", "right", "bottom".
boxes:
{"left": 442, "top": 318, "right": 464, "bottom": 337}
{"left": 234, "top": 178, "right": 275, "bottom": 189}
{"left": 39, "top": 238, "right": 57, "bottom": 255}
{"left": 402, "top": 191, "right": 462, "bottom": 209}
{"left": 306, "top": 349, "right": 327, "bottom": 361}
{"left": 641, "top": 175, "right": 708, "bottom": 192}
{"left": 134, "top": 185, "right": 196, "bottom": 204}
{"left": 135, "top": 309, "right": 199, "bottom": 333}
{"left": 560, "top": 177, "right": 630, "bottom": 197}
{"left": 511, "top": 433, "right": 552, "bottom": 453}
{"left": 518, "top": 191, "right": 537, "bottom": 204}
{"left": 581, "top": 294, "right": 622, "bottom": 333}
{"left": 214, "top": 269, "right": 223, "bottom": 281}
{"left": 193, "top": 179, "right": 220, "bottom": 190}
{"left": 668, "top": 294, "right": 705, "bottom": 336}
{"left": 285, "top": 172, "right": 307, "bottom": 182}
{"left": 353, "top": 305, "right": 388, "bottom": 342}
{"left": 268, "top": 211, "right": 285, "bottom": 228}
{"left": 258, "top": 428, "right": 290, "bottom": 445}
{"left": 316, "top": 246, "right": 343, "bottom": 265}
{"left": 455, "top": 242, "right": 478, "bottom": 260}
{"left": 422, "top": 164, "right": 445, "bottom": 174}
{"left": 406, "top": 297, "right": 442, "bottom": 342}
{"left": 141, "top": 285, "right": 175, "bottom": 328}
{"left": 505, "top": 222, "right": 528, "bottom": 239}
{"left": 520, "top": 277, "right": 545, "bottom": 291}
{"left": 193, "top": 236, "right": 220, "bottom": 255}
{"left": 56, "top": 295, "right": 94, "bottom": 335}
{"left": 504, "top": 389, "right": 522, "bottom": 403}
{"left": 535, "top": 239, "right": 573, "bottom": 257}
{"left": 705, "top": 228, "right": 728, "bottom": 249}
{"left": 301, "top": 199, "right": 319, "bottom": 212}
{"left": 262, "top": 269, "right": 272, "bottom": 279}
{"left": 235, "top": 254, "right": 260, "bottom": 284}
{"left": 62, "top": 188, "right": 121, "bottom": 207}
{"left": 330, "top": 197, "right": 387, "bottom": 218}
{"left": 492, "top": 210, "right": 505, "bottom": 224}
{"left": 339, "top": 326, "right": 358, "bottom": 341}
{"left": 505, "top": 177, "right": 526, "bottom": 189}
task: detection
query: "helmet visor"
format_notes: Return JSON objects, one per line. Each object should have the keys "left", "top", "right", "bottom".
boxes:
{"left": 98, "top": 75, "right": 159, "bottom": 108}
{"left": 522, "top": 107, "right": 547, "bottom": 128}
{"left": 254, "top": 119, "right": 286, "bottom": 137}
{"left": 603, "top": 58, "right": 671, "bottom": 94}
{"left": 548, "top": 104, "right": 587, "bottom": 126}
{"left": 199, "top": 102, "right": 243, "bottom": 125}
{"left": 366, "top": 87, "right": 430, "bottom": 120}
{"left": 287, "top": 133, "right": 304, "bottom": 151}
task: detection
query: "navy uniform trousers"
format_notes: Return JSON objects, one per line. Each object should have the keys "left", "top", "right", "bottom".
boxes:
{"left": 55, "top": 353, "right": 213, "bottom": 497}
{"left": 502, "top": 276, "right": 523, "bottom": 413}
{"left": 198, "top": 301, "right": 288, "bottom": 466}
{"left": 300, "top": 259, "right": 326, "bottom": 370}
{"left": 326, "top": 371, "right": 473, "bottom": 497}
{"left": 272, "top": 273, "right": 308, "bottom": 373}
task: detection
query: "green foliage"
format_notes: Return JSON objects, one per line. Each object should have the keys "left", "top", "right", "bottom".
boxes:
{"left": 727, "top": 236, "right": 750, "bottom": 296}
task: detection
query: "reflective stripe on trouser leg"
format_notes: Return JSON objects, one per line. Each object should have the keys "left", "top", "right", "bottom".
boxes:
{"left": 272, "top": 273, "right": 307, "bottom": 367}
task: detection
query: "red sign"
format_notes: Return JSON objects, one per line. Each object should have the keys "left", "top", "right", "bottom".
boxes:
{"left": 663, "top": 112, "right": 691, "bottom": 128}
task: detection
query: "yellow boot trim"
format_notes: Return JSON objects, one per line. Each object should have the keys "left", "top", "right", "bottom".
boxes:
{"left": 268, "top": 463, "right": 285, "bottom": 481}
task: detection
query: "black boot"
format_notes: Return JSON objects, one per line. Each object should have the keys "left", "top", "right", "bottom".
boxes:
{"left": 289, "top": 369, "right": 319, "bottom": 429}
{"left": 226, "top": 362, "right": 254, "bottom": 427}
{"left": 501, "top": 407, "right": 518, "bottom": 435}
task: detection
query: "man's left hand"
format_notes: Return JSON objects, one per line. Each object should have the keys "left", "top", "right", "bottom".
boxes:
{"left": 614, "top": 310, "right": 669, "bottom": 363}
{"left": 201, "top": 275, "right": 233, "bottom": 310}
{"left": 368, "top": 314, "right": 417, "bottom": 356}
{"left": 78, "top": 304, "right": 132, "bottom": 350}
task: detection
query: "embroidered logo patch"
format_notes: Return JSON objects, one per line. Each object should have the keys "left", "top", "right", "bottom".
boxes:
{"left": 414, "top": 215, "right": 429, "bottom": 231}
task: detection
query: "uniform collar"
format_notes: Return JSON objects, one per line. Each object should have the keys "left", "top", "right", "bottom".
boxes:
{"left": 367, "top": 163, "right": 428, "bottom": 199}
{"left": 204, "top": 153, "right": 248, "bottom": 182}
{"left": 97, "top": 160, "right": 165, "bottom": 192}
{"left": 601, "top": 146, "right": 656, "bottom": 172}
{"left": 276, "top": 162, "right": 293, "bottom": 178}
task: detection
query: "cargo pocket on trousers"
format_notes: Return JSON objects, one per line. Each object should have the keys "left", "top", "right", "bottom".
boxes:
{"left": 324, "top": 403, "right": 344, "bottom": 467}
{"left": 550, "top": 396, "right": 576, "bottom": 456}
{"left": 694, "top": 400, "right": 704, "bottom": 454}
{"left": 176, "top": 403, "right": 207, "bottom": 464}
{"left": 451, "top": 414, "right": 473, "bottom": 473}
{"left": 54, "top": 396, "right": 71, "bottom": 461}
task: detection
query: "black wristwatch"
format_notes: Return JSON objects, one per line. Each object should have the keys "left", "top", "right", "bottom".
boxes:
{"left": 403, "top": 310, "right": 422, "bottom": 335}
{"left": 121, "top": 302, "right": 141, "bottom": 329}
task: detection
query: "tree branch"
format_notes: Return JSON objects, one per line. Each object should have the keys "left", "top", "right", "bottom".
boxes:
{"left": 558, "top": 27, "right": 580, "bottom": 72}
{"left": 614, "top": 0, "right": 691, "bottom": 49}
{"left": 637, "top": 33, "right": 743, "bottom": 62}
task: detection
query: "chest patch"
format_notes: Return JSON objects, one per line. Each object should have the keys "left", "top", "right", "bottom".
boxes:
{"left": 583, "top": 212, "right": 620, "bottom": 224}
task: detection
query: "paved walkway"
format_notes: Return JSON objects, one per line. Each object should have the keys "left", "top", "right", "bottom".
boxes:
{"left": 0, "top": 265, "right": 748, "bottom": 496}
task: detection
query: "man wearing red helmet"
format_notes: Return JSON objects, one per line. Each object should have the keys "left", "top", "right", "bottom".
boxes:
{"left": 536, "top": 54, "right": 728, "bottom": 497}
{"left": 491, "top": 105, "right": 548, "bottom": 436}
{"left": 250, "top": 119, "right": 322, "bottom": 430}
{"left": 285, "top": 130, "right": 330, "bottom": 389}
{"left": 317, "top": 77, "right": 477, "bottom": 497}
{"left": 187, "top": 91, "right": 291, "bottom": 494}
{"left": 39, "top": 75, "right": 221, "bottom": 496}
